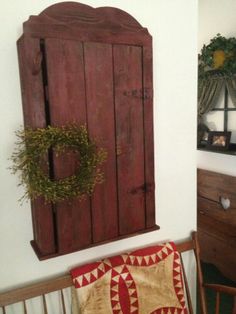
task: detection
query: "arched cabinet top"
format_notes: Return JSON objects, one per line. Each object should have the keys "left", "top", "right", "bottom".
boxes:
{"left": 23, "top": 1, "right": 151, "bottom": 46}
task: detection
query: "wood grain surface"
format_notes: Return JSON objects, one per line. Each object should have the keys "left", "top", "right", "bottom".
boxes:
{"left": 197, "top": 169, "right": 236, "bottom": 282}
{"left": 17, "top": 2, "right": 156, "bottom": 259}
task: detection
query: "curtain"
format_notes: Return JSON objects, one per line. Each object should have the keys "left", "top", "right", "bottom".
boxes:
{"left": 226, "top": 77, "right": 236, "bottom": 107}
{"left": 198, "top": 75, "right": 224, "bottom": 121}
{"left": 198, "top": 75, "right": 236, "bottom": 122}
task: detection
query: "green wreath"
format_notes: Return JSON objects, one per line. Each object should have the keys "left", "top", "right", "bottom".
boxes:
{"left": 11, "top": 125, "right": 107, "bottom": 203}
{"left": 199, "top": 34, "right": 236, "bottom": 77}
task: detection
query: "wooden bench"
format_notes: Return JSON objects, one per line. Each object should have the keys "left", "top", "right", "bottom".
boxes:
{"left": 1, "top": 232, "right": 235, "bottom": 314}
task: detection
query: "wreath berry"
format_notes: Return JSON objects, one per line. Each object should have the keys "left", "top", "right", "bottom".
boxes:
{"left": 199, "top": 34, "right": 236, "bottom": 77}
{"left": 11, "top": 125, "right": 107, "bottom": 203}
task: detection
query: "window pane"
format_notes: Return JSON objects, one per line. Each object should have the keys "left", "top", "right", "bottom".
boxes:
{"left": 214, "top": 87, "right": 224, "bottom": 109}
{"left": 228, "top": 111, "right": 236, "bottom": 143}
{"left": 228, "top": 93, "right": 235, "bottom": 108}
{"left": 204, "top": 111, "right": 224, "bottom": 130}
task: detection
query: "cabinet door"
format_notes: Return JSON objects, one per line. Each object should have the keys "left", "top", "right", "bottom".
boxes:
{"left": 17, "top": 2, "right": 157, "bottom": 259}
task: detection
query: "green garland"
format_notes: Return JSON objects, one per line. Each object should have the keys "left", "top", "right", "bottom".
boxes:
{"left": 199, "top": 34, "right": 236, "bottom": 78}
{"left": 11, "top": 125, "right": 107, "bottom": 203}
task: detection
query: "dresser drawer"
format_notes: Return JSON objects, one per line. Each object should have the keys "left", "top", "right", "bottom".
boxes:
{"left": 198, "top": 210, "right": 236, "bottom": 245}
{"left": 198, "top": 229, "right": 236, "bottom": 282}
{"left": 197, "top": 169, "right": 236, "bottom": 282}
{"left": 198, "top": 196, "right": 236, "bottom": 227}
{"left": 198, "top": 169, "right": 236, "bottom": 206}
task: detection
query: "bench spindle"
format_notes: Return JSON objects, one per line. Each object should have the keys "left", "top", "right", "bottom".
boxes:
{"left": 23, "top": 300, "right": 27, "bottom": 314}
{"left": 61, "top": 290, "right": 66, "bottom": 314}
{"left": 42, "top": 295, "right": 48, "bottom": 314}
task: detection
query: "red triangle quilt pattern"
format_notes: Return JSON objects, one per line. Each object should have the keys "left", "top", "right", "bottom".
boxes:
{"left": 71, "top": 242, "right": 188, "bottom": 314}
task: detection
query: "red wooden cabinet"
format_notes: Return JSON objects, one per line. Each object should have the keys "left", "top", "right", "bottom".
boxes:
{"left": 17, "top": 2, "right": 158, "bottom": 259}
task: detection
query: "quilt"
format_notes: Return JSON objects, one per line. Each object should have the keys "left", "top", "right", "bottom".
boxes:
{"left": 70, "top": 242, "right": 188, "bottom": 314}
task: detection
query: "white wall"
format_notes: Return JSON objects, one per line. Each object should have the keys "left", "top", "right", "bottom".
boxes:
{"left": 0, "top": 0, "right": 197, "bottom": 298}
{"left": 198, "top": 0, "right": 236, "bottom": 175}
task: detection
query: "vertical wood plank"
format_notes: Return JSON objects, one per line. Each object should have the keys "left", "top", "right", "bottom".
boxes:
{"left": 17, "top": 37, "right": 45, "bottom": 127}
{"left": 30, "top": 198, "right": 56, "bottom": 255}
{"left": 233, "top": 297, "right": 236, "bottom": 314}
{"left": 84, "top": 42, "right": 118, "bottom": 242}
{"left": 45, "top": 38, "right": 92, "bottom": 253}
{"left": 17, "top": 35, "right": 56, "bottom": 255}
{"left": 113, "top": 44, "right": 146, "bottom": 235}
{"left": 142, "top": 45, "right": 156, "bottom": 228}
{"left": 215, "top": 292, "right": 220, "bottom": 314}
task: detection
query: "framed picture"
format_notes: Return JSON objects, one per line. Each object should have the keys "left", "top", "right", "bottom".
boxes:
{"left": 207, "top": 131, "right": 231, "bottom": 150}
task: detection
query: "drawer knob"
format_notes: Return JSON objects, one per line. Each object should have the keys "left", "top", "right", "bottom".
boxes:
{"left": 220, "top": 196, "right": 230, "bottom": 210}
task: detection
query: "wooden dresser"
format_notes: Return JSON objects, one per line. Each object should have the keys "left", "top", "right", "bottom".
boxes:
{"left": 197, "top": 168, "right": 236, "bottom": 282}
